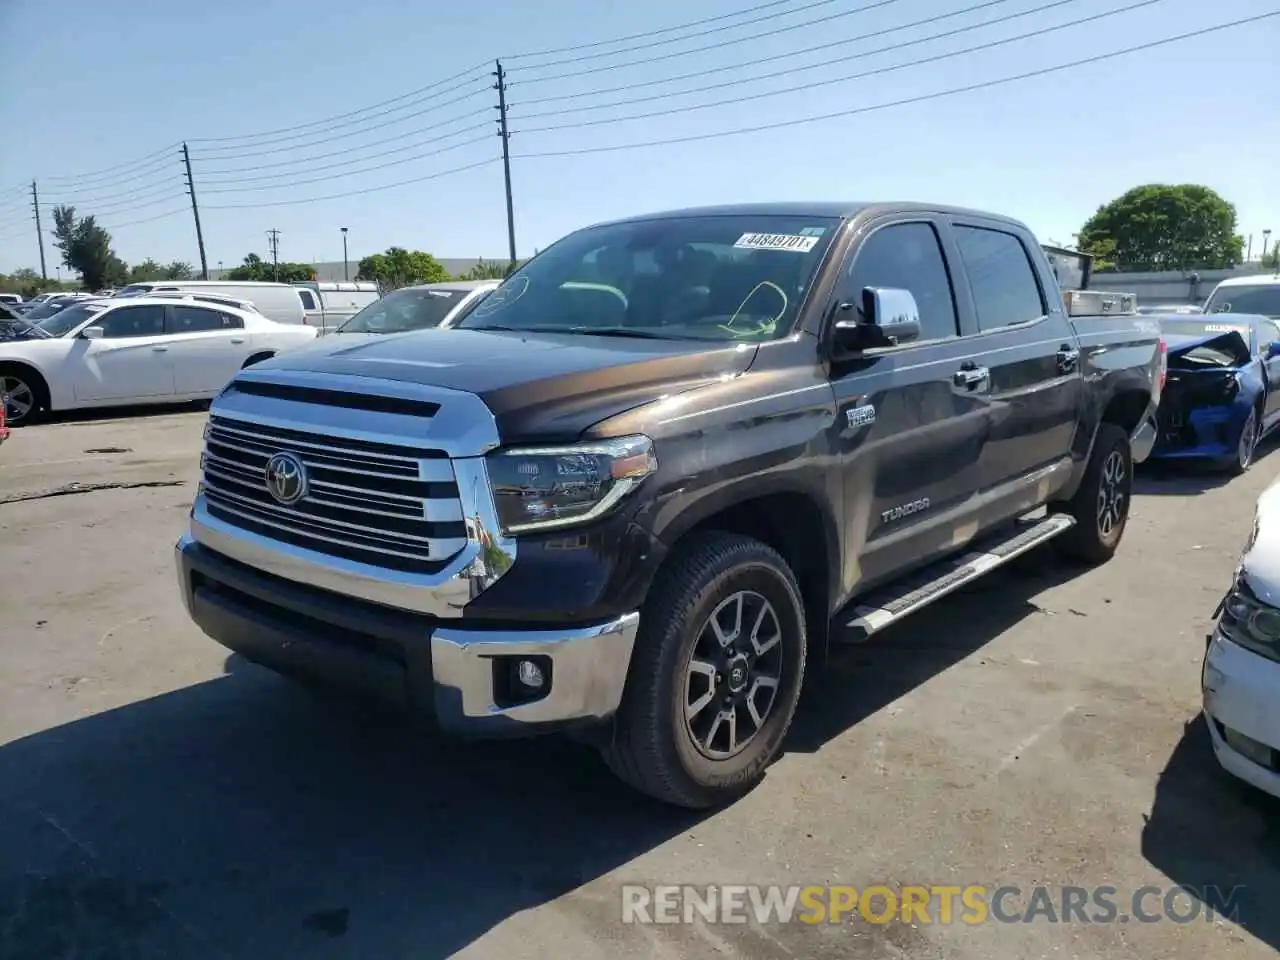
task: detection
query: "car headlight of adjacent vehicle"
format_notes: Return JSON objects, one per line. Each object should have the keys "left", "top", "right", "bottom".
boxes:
{"left": 485, "top": 435, "right": 658, "bottom": 535}
{"left": 1219, "top": 574, "right": 1280, "bottom": 664}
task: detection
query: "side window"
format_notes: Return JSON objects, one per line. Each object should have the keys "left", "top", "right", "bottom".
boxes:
{"left": 843, "top": 222, "right": 959, "bottom": 342}
{"left": 954, "top": 226, "right": 1046, "bottom": 331}
{"left": 97, "top": 305, "right": 166, "bottom": 338}
{"left": 170, "top": 305, "right": 243, "bottom": 333}
{"left": 1260, "top": 320, "right": 1280, "bottom": 354}
{"left": 297, "top": 290, "right": 318, "bottom": 310}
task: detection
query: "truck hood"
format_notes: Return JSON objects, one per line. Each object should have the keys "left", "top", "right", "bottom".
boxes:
{"left": 1163, "top": 330, "right": 1252, "bottom": 369}
{"left": 256, "top": 327, "right": 759, "bottom": 443}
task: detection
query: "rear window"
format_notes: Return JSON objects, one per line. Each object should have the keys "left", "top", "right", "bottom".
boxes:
{"left": 1204, "top": 284, "right": 1280, "bottom": 318}
{"left": 337, "top": 288, "right": 465, "bottom": 333}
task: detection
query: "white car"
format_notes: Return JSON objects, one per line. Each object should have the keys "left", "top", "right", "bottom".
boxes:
{"left": 0, "top": 296, "right": 317, "bottom": 426}
{"left": 1203, "top": 476, "right": 1280, "bottom": 797}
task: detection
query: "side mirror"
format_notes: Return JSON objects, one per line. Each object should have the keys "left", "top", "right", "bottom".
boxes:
{"left": 831, "top": 287, "right": 922, "bottom": 357}
{"left": 81, "top": 325, "right": 104, "bottom": 340}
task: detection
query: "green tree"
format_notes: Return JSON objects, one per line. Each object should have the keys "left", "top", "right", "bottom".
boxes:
{"left": 1078, "top": 184, "right": 1244, "bottom": 271}
{"left": 1262, "top": 247, "right": 1280, "bottom": 270}
{"left": 462, "top": 257, "right": 516, "bottom": 281}
{"left": 164, "top": 261, "right": 194, "bottom": 280}
{"left": 226, "top": 252, "right": 314, "bottom": 283}
{"left": 50, "top": 204, "right": 131, "bottom": 290}
{"left": 129, "top": 258, "right": 166, "bottom": 282}
{"left": 356, "top": 246, "right": 449, "bottom": 290}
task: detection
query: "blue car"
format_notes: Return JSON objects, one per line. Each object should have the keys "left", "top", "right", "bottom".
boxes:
{"left": 1153, "top": 313, "right": 1280, "bottom": 473}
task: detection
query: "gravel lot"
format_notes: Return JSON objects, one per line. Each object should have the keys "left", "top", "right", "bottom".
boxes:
{"left": 2, "top": 407, "right": 1279, "bottom": 960}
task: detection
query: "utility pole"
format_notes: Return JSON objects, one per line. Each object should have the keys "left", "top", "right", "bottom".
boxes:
{"left": 267, "top": 229, "right": 280, "bottom": 281}
{"left": 30, "top": 181, "right": 47, "bottom": 281}
{"left": 493, "top": 60, "right": 517, "bottom": 267}
{"left": 340, "top": 227, "right": 349, "bottom": 281}
{"left": 181, "top": 143, "right": 209, "bottom": 280}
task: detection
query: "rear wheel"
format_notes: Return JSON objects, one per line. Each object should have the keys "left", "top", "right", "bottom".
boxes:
{"left": 602, "top": 532, "right": 807, "bottom": 808}
{"left": 1051, "top": 422, "right": 1131, "bottom": 564}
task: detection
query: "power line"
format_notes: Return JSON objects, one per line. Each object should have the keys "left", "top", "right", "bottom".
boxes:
{"left": 189, "top": 81, "right": 491, "bottom": 157}
{"left": 202, "top": 157, "right": 500, "bottom": 210}
{"left": 200, "top": 132, "right": 492, "bottom": 193}
{"left": 512, "top": 11, "right": 1279, "bottom": 159}
{"left": 510, "top": 0, "right": 1030, "bottom": 108}
{"left": 508, "top": 0, "right": 907, "bottom": 85}
{"left": 37, "top": 177, "right": 185, "bottom": 212}
{"left": 514, "top": 0, "right": 1165, "bottom": 133}
{"left": 188, "top": 61, "right": 492, "bottom": 145}
{"left": 196, "top": 118, "right": 490, "bottom": 180}
{"left": 501, "top": 0, "right": 805, "bottom": 60}
{"left": 98, "top": 206, "right": 191, "bottom": 231}
{"left": 42, "top": 192, "right": 190, "bottom": 220}
{"left": 39, "top": 143, "right": 183, "bottom": 187}
{"left": 508, "top": 0, "right": 860, "bottom": 73}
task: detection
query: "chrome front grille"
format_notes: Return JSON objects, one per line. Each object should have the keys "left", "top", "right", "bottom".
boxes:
{"left": 199, "top": 414, "right": 469, "bottom": 573}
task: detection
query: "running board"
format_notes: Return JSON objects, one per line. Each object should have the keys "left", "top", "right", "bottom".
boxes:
{"left": 841, "top": 513, "right": 1076, "bottom": 642}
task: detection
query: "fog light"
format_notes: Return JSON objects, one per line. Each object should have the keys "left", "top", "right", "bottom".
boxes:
{"left": 517, "top": 659, "right": 545, "bottom": 689}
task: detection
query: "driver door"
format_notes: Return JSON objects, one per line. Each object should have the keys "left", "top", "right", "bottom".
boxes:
{"left": 73, "top": 304, "right": 175, "bottom": 402}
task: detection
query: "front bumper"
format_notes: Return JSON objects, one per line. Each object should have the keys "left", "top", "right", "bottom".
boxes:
{"left": 177, "top": 533, "right": 640, "bottom": 736}
{"left": 1202, "top": 628, "right": 1280, "bottom": 799}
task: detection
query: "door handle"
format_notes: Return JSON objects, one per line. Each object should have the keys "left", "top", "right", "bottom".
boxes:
{"left": 953, "top": 365, "right": 989, "bottom": 389}
{"left": 230, "top": 337, "right": 245, "bottom": 344}
{"left": 1057, "top": 345, "right": 1080, "bottom": 372}
{"left": 152, "top": 345, "right": 169, "bottom": 352}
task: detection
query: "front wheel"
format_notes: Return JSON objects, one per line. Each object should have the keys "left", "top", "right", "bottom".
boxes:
{"left": 1223, "top": 408, "right": 1259, "bottom": 476}
{"left": 0, "top": 368, "right": 42, "bottom": 426}
{"left": 1051, "top": 422, "right": 1132, "bottom": 564}
{"left": 602, "top": 532, "right": 807, "bottom": 809}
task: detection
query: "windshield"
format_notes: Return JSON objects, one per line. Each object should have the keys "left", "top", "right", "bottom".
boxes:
{"left": 35, "top": 302, "right": 108, "bottom": 337}
{"left": 1158, "top": 318, "right": 1254, "bottom": 346}
{"left": 1204, "top": 284, "right": 1280, "bottom": 318}
{"left": 0, "top": 318, "right": 49, "bottom": 341}
{"left": 113, "top": 284, "right": 154, "bottom": 298}
{"left": 453, "top": 214, "right": 841, "bottom": 341}
{"left": 336, "top": 287, "right": 467, "bottom": 333}
{"left": 23, "top": 299, "right": 83, "bottom": 320}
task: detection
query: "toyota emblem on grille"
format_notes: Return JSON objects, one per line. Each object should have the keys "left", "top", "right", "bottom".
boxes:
{"left": 265, "top": 452, "right": 308, "bottom": 505}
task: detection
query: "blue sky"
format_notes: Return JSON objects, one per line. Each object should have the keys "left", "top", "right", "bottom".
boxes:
{"left": 0, "top": 0, "right": 1276, "bottom": 276}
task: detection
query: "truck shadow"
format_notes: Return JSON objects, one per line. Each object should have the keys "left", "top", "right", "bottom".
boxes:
{"left": 0, "top": 548, "right": 1085, "bottom": 959}
{"left": 1140, "top": 712, "right": 1280, "bottom": 951}
{"left": 788, "top": 548, "right": 1083, "bottom": 752}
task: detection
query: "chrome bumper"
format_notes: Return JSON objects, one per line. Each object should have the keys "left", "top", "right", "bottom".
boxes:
{"left": 176, "top": 532, "right": 639, "bottom": 735}
{"left": 1130, "top": 411, "right": 1158, "bottom": 465}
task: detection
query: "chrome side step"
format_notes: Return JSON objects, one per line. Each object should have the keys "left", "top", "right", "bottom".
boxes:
{"left": 842, "top": 513, "right": 1076, "bottom": 642}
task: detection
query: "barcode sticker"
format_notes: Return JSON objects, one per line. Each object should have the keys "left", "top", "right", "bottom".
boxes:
{"left": 733, "top": 232, "right": 820, "bottom": 253}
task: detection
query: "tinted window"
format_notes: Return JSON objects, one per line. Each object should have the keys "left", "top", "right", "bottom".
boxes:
{"left": 954, "top": 226, "right": 1045, "bottom": 330}
{"left": 1261, "top": 319, "right": 1280, "bottom": 345}
{"left": 97, "top": 305, "right": 166, "bottom": 338}
{"left": 297, "top": 290, "right": 318, "bottom": 310}
{"left": 338, "top": 288, "right": 465, "bottom": 333}
{"left": 455, "top": 214, "right": 841, "bottom": 342}
{"left": 170, "top": 305, "right": 243, "bottom": 333}
{"left": 843, "top": 222, "right": 958, "bottom": 341}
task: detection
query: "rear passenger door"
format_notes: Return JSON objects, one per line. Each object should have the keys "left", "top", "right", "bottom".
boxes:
{"left": 164, "top": 304, "right": 249, "bottom": 394}
{"left": 827, "top": 217, "right": 992, "bottom": 591}
{"left": 945, "top": 216, "right": 1084, "bottom": 520}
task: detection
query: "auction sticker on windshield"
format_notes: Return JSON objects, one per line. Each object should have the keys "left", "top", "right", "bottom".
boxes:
{"left": 734, "top": 233, "right": 821, "bottom": 253}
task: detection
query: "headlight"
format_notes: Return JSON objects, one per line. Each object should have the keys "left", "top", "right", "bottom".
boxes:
{"left": 1219, "top": 575, "right": 1280, "bottom": 664}
{"left": 485, "top": 434, "right": 657, "bottom": 535}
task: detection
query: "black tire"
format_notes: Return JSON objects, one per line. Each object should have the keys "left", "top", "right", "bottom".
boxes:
{"left": 1051, "top": 422, "right": 1132, "bottom": 564}
{"left": 0, "top": 363, "right": 47, "bottom": 426}
{"left": 602, "top": 531, "right": 807, "bottom": 809}
{"left": 1222, "top": 407, "right": 1259, "bottom": 476}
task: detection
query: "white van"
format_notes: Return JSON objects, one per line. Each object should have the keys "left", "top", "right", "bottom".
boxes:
{"left": 113, "top": 281, "right": 306, "bottom": 326}
{"left": 292, "top": 281, "right": 381, "bottom": 332}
